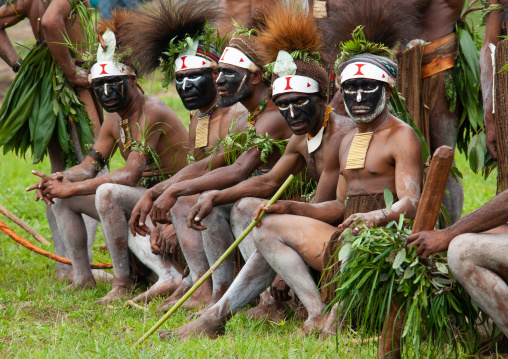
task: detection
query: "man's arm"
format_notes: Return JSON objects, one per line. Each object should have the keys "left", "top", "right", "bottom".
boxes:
{"left": 41, "top": 0, "right": 88, "bottom": 88}
{"left": 0, "top": 2, "right": 26, "bottom": 68}
{"left": 186, "top": 137, "right": 305, "bottom": 229}
{"left": 480, "top": 0, "right": 503, "bottom": 159}
{"left": 408, "top": 188, "right": 508, "bottom": 258}
{"left": 149, "top": 110, "right": 290, "bottom": 223}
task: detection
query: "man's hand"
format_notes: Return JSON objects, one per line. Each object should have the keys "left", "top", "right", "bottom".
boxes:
{"left": 150, "top": 190, "right": 177, "bottom": 225}
{"left": 150, "top": 224, "right": 178, "bottom": 255}
{"left": 270, "top": 275, "right": 291, "bottom": 301}
{"left": 486, "top": 129, "right": 498, "bottom": 160}
{"left": 26, "top": 171, "right": 69, "bottom": 205}
{"left": 339, "top": 211, "right": 385, "bottom": 234}
{"left": 129, "top": 193, "right": 154, "bottom": 236}
{"left": 67, "top": 67, "right": 90, "bottom": 90}
{"left": 253, "top": 200, "right": 291, "bottom": 227}
{"left": 187, "top": 193, "right": 215, "bottom": 231}
{"left": 406, "top": 229, "right": 455, "bottom": 259}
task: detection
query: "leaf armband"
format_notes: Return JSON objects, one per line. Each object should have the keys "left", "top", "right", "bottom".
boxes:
{"left": 87, "top": 148, "right": 109, "bottom": 171}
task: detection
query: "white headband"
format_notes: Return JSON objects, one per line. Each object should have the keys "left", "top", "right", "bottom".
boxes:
{"left": 175, "top": 55, "right": 212, "bottom": 72}
{"left": 91, "top": 61, "right": 135, "bottom": 79}
{"left": 340, "top": 62, "right": 394, "bottom": 86}
{"left": 219, "top": 47, "right": 258, "bottom": 71}
{"left": 272, "top": 75, "right": 319, "bottom": 96}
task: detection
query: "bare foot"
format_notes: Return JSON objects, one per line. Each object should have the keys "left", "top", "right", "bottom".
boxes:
{"left": 55, "top": 265, "right": 73, "bottom": 283}
{"left": 131, "top": 278, "right": 182, "bottom": 304}
{"left": 91, "top": 269, "right": 114, "bottom": 283}
{"left": 320, "top": 303, "right": 341, "bottom": 338}
{"left": 63, "top": 279, "right": 96, "bottom": 291}
{"left": 186, "top": 303, "right": 216, "bottom": 320}
{"left": 95, "top": 286, "right": 130, "bottom": 305}
{"left": 158, "top": 311, "right": 226, "bottom": 340}
{"left": 244, "top": 301, "right": 287, "bottom": 323}
{"left": 156, "top": 282, "right": 189, "bottom": 313}
{"left": 157, "top": 281, "right": 212, "bottom": 312}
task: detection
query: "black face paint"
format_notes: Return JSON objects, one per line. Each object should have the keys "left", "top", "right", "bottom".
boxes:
{"left": 216, "top": 65, "right": 252, "bottom": 108}
{"left": 175, "top": 69, "right": 217, "bottom": 110}
{"left": 275, "top": 94, "right": 320, "bottom": 136}
{"left": 93, "top": 75, "right": 129, "bottom": 113}
{"left": 342, "top": 79, "right": 386, "bottom": 123}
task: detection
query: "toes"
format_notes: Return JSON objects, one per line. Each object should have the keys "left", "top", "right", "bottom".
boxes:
{"left": 158, "top": 329, "right": 174, "bottom": 340}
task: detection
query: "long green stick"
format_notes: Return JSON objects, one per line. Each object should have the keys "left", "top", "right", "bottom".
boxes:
{"left": 135, "top": 174, "right": 294, "bottom": 347}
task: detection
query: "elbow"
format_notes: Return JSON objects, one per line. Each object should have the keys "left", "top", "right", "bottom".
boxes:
{"left": 41, "top": 13, "right": 61, "bottom": 33}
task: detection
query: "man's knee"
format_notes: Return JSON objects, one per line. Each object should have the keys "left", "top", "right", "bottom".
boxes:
{"left": 234, "top": 197, "right": 262, "bottom": 216}
{"left": 96, "top": 183, "right": 118, "bottom": 214}
{"left": 252, "top": 216, "right": 277, "bottom": 248}
{"left": 52, "top": 197, "right": 70, "bottom": 216}
{"left": 448, "top": 233, "right": 476, "bottom": 275}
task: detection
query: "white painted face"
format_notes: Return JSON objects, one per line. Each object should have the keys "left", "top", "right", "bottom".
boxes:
{"left": 175, "top": 76, "right": 203, "bottom": 91}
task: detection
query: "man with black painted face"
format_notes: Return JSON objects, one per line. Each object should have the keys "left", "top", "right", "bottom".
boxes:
{"left": 129, "top": 26, "right": 293, "bottom": 310}
{"left": 27, "top": 28, "right": 190, "bottom": 296}
{"left": 181, "top": 24, "right": 356, "bottom": 325}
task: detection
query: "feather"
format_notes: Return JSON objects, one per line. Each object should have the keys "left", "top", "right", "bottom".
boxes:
{"left": 123, "top": 0, "right": 219, "bottom": 77}
{"left": 256, "top": 1, "right": 322, "bottom": 65}
{"left": 97, "top": 8, "right": 137, "bottom": 68}
{"left": 319, "top": 0, "right": 430, "bottom": 63}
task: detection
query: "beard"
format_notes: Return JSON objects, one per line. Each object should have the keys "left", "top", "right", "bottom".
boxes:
{"left": 218, "top": 74, "right": 252, "bottom": 108}
{"left": 345, "top": 86, "right": 386, "bottom": 124}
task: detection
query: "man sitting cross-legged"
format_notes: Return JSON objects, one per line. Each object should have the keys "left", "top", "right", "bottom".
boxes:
{"left": 94, "top": 0, "right": 247, "bottom": 304}
{"left": 161, "top": 33, "right": 423, "bottom": 340}
{"left": 183, "top": 5, "right": 355, "bottom": 322}
{"left": 129, "top": 14, "right": 293, "bottom": 310}
{"left": 27, "top": 21, "right": 189, "bottom": 293}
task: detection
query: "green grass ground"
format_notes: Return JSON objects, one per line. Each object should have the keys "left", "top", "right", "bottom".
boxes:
{"left": 0, "top": 3, "right": 499, "bottom": 356}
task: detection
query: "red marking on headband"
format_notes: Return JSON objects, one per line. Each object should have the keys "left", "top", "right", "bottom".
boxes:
{"left": 220, "top": 49, "right": 229, "bottom": 61}
{"left": 99, "top": 64, "right": 108, "bottom": 75}
{"left": 180, "top": 56, "right": 188, "bottom": 69}
{"left": 354, "top": 64, "right": 365, "bottom": 76}
{"left": 307, "top": 83, "right": 311, "bottom": 87}
{"left": 284, "top": 77, "right": 293, "bottom": 90}
{"left": 239, "top": 58, "right": 244, "bottom": 62}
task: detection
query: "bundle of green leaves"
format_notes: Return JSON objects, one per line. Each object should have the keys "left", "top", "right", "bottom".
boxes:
{"left": 325, "top": 216, "right": 491, "bottom": 358}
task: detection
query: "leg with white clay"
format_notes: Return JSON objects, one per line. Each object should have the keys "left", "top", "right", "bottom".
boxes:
{"left": 201, "top": 201, "right": 236, "bottom": 303}
{"left": 96, "top": 183, "right": 182, "bottom": 304}
{"left": 252, "top": 213, "right": 338, "bottom": 336}
{"left": 128, "top": 229, "right": 182, "bottom": 303}
{"left": 160, "top": 250, "right": 276, "bottom": 340}
{"left": 52, "top": 195, "right": 100, "bottom": 290}
{"left": 448, "top": 233, "right": 508, "bottom": 337}
{"left": 231, "top": 197, "right": 288, "bottom": 322}
{"left": 157, "top": 195, "right": 212, "bottom": 311}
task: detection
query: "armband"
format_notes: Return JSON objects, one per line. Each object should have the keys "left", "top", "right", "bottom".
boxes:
{"left": 87, "top": 148, "right": 109, "bottom": 171}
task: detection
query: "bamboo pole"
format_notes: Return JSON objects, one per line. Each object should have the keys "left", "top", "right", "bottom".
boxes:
{"left": 0, "top": 203, "right": 50, "bottom": 245}
{"left": 135, "top": 174, "right": 295, "bottom": 347}
{"left": 0, "top": 220, "right": 113, "bottom": 269}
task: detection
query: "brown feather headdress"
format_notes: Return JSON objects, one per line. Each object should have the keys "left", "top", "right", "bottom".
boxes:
{"left": 96, "top": 8, "right": 137, "bottom": 70}
{"left": 318, "top": 0, "right": 428, "bottom": 65}
{"left": 256, "top": 2, "right": 328, "bottom": 99}
{"left": 123, "top": 0, "right": 222, "bottom": 86}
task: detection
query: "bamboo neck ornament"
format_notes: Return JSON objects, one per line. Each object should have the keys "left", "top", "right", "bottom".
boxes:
{"left": 247, "top": 97, "right": 269, "bottom": 128}
{"left": 345, "top": 113, "right": 388, "bottom": 170}
{"left": 195, "top": 103, "right": 218, "bottom": 149}
{"left": 313, "top": 0, "right": 327, "bottom": 18}
{"left": 307, "top": 106, "right": 332, "bottom": 153}
{"left": 118, "top": 94, "right": 144, "bottom": 151}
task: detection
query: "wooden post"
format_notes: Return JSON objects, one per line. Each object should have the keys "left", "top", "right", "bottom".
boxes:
{"left": 378, "top": 145, "right": 454, "bottom": 358}
{"left": 0, "top": 203, "right": 50, "bottom": 245}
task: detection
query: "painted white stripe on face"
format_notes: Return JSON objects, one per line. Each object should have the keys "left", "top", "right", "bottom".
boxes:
{"left": 104, "top": 83, "right": 108, "bottom": 96}
{"left": 290, "top": 104, "right": 295, "bottom": 118}
{"left": 236, "top": 74, "right": 247, "bottom": 94}
{"left": 216, "top": 72, "right": 223, "bottom": 83}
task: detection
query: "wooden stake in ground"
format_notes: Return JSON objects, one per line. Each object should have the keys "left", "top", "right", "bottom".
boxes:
{"left": 135, "top": 174, "right": 295, "bottom": 348}
{"left": 378, "top": 145, "right": 454, "bottom": 359}
{"left": 0, "top": 203, "right": 50, "bottom": 245}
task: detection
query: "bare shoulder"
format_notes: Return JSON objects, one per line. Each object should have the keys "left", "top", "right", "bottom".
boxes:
{"left": 387, "top": 116, "right": 422, "bottom": 150}
{"left": 144, "top": 95, "right": 179, "bottom": 124}
{"left": 329, "top": 113, "right": 356, "bottom": 139}
{"left": 222, "top": 103, "right": 248, "bottom": 119}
